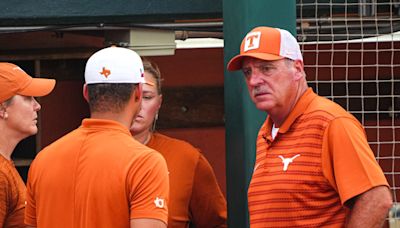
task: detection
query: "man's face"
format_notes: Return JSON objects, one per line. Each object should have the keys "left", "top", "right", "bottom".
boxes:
{"left": 241, "top": 57, "right": 298, "bottom": 113}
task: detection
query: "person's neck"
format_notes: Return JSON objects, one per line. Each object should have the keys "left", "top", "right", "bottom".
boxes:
{"left": 270, "top": 85, "right": 308, "bottom": 128}
{"left": 133, "top": 130, "right": 152, "bottom": 145}
{"left": 0, "top": 131, "right": 20, "bottom": 160}
{"left": 90, "top": 111, "right": 134, "bottom": 130}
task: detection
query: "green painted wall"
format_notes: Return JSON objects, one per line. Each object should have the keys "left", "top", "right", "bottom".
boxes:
{"left": 223, "top": 1, "right": 297, "bottom": 227}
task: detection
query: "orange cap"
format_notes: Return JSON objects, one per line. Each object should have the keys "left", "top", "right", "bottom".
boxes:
{"left": 0, "top": 63, "right": 56, "bottom": 103}
{"left": 227, "top": 26, "right": 303, "bottom": 71}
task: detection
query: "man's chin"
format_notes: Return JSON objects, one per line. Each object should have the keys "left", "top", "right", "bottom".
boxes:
{"left": 255, "top": 103, "right": 273, "bottom": 112}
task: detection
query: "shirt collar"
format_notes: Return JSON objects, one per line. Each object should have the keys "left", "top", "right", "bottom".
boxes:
{"left": 81, "top": 118, "right": 131, "bottom": 136}
{"left": 264, "top": 88, "right": 317, "bottom": 137}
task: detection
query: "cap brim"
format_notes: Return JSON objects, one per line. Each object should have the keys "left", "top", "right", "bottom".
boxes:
{"left": 227, "top": 53, "right": 283, "bottom": 71}
{"left": 19, "top": 78, "right": 56, "bottom": 97}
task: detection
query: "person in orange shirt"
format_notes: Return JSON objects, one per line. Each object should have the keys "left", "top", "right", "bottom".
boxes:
{"left": 0, "top": 63, "right": 55, "bottom": 227}
{"left": 227, "top": 26, "right": 393, "bottom": 227}
{"left": 24, "top": 47, "right": 169, "bottom": 228}
{"left": 130, "top": 59, "right": 227, "bottom": 228}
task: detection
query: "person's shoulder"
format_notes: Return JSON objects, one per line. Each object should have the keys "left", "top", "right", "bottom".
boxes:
{"left": 44, "top": 126, "right": 83, "bottom": 146}
{"left": 152, "top": 133, "right": 200, "bottom": 156}
{"left": 0, "top": 169, "right": 9, "bottom": 191}
{"left": 34, "top": 127, "right": 81, "bottom": 158}
{"left": 0, "top": 161, "right": 10, "bottom": 181}
{"left": 129, "top": 143, "right": 168, "bottom": 169}
{"left": 152, "top": 133, "right": 194, "bottom": 146}
{"left": 0, "top": 156, "right": 9, "bottom": 169}
{"left": 307, "top": 95, "right": 355, "bottom": 120}
{"left": 0, "top": 159, "right": 15, "bottom": 187}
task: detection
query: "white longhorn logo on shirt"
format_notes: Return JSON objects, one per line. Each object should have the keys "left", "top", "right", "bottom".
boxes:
{"left": 278, "top": 154, "right": 300, "bottom": 171}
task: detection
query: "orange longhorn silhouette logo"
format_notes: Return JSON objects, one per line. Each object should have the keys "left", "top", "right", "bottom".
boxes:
{"left": 100, "top": 67, "right": 111, "bottom": 78}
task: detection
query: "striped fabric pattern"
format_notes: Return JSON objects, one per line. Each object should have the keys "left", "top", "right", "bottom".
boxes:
{"left": 248, "top": 90, "right": 347, "bottom": 228}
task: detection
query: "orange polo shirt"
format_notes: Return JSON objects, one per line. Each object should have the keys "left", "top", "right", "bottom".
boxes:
{"left": 0, "top": 155, "right": 26, "bottom": 227}
{"left": 25, "top": 119, "right": 169, "bottom": 228}
{"left": 147, "top": 133, "right": 227, "bottom": 228}
{"left": 248, "top": 88, "right": 389, "bottom": 227}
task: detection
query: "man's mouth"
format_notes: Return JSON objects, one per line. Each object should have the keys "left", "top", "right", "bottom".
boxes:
{"left": 253, "top": 88, "right": 269, "bottom": 97}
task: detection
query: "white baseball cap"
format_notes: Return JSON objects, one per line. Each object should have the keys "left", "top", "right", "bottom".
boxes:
{"left": 227, "top": 26, "right": 303, "bottom": 71}
{"left": 84, "top": 46, "right": 145, "bottom": 84}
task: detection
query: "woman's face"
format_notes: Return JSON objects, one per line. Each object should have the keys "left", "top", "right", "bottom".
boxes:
{"left": 130, "top": 71, "right": 162, "bottom": 135}
{"left": 3, "top": 95, "right": 41, "bottom": 138}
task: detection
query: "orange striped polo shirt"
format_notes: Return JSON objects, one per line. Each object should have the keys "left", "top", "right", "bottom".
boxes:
{"left": 248, "top": 88, "right": 389, "bottom": 228}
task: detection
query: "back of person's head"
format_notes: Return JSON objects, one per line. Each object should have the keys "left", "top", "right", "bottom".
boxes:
{"left": 84, "top": 47, "right": 145, "bottom": 113}
{"left": 227, "top": 26, "right": 303, "bottom": 71}
{"left": 142, "top": 58, "right": 162, "bottom": 95}
{"left": 86, "top": 83, "right": 137, "bottom": 113}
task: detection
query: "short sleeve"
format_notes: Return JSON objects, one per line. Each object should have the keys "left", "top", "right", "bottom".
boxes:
{"left": 24, "top": 161, "right": 37, "bottom": 226}
{"left": 127, "top": 151, "right": 169, "bottom": 224}
{"left": 189, "top": 154, "right": 227, "bottom": 228}
{"left": 322, "top": 117, "right": 389, "bottom": 205}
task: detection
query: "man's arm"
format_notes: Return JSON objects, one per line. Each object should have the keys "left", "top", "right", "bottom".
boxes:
{"left": 346, "top": 186, "right": 393, "bottom": 228}
{"left": 131, "top": 218, "right": 166, "bottom": 228}
{"left": 127, "top": 152, "right": 169, "bottom": 226}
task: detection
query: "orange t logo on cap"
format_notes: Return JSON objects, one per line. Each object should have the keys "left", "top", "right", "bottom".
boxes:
{"left": 100, "top": 67, "right": 111, "bottom": 78}
{"left": 244, "top": 31, "right": 261, "bottom": 52}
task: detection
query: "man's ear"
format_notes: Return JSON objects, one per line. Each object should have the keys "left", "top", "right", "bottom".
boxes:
{"left": 293, "top": 60, "right": 305, "bottom": 81}
{"left": 134, "top": 84, "right": 143, "bottom": 102}
{"left": 82, "top": 84, "right": 89, "bottom": 102}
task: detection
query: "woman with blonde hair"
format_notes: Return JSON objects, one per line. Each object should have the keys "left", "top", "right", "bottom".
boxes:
{"left": 0, "top": 63, "right": 55, "bottom": 227}
{"left": 130, "top": 59, "right": 227, "bottom": 228}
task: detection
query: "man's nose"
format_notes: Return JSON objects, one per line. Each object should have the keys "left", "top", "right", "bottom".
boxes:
{"left": 247, "top": 71, "right": 262, "bottom": 86}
